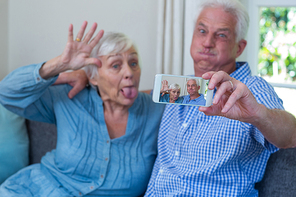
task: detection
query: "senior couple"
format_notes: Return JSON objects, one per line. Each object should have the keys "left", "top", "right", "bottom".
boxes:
{"left": 1, "top": 0, "right": 296, "bottom": 196}
{"left": 159, "top": 78, "right": 206, "bottom": 105}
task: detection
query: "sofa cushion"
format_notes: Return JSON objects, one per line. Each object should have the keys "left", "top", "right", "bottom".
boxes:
{"left": 26, "top": 120, "right": 57, "bottom": 164}
{"left": 0, "top": 104, "right": 29, "bottom": 184}
{"left": 256, "top": 148, "right": 296, "bottom": 196}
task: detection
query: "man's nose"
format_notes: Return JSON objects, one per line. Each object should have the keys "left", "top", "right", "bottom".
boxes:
{"left": 203, "top": 34, "right": 215, "bottom": 48}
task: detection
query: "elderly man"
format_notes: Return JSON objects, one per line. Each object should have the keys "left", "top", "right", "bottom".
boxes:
{"left": 144, "top": 0, "right": 296, "bottom": 196}
{"left": 56, "top": 0, "right": 296, "bottom": 196}
{"left": 182, "top": 78, "right": 206, "bottom": 105}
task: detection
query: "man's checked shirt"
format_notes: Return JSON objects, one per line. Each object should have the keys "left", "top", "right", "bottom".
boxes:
{"left": 145, "top": 62, "right": 283, "bottom": 197}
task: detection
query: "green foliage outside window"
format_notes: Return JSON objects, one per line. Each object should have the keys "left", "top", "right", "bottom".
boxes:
{"left": 259, "top": 7, "right": 296, "bottom": 82}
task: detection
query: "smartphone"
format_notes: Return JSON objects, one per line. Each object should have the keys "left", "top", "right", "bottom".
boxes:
{"left": 152, "top": 74, "right": 213, "bottom": 107}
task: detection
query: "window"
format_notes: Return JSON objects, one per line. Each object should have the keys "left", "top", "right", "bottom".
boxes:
{"left": 259, "top": 7, "right": 296, "bottom": 84}
{"left": 246, "top": 0, "right": 296, "bottom": 116}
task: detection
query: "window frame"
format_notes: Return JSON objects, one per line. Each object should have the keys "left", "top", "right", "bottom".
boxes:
{"left": 245, "top": 0, "right": 296, "bottom": 88}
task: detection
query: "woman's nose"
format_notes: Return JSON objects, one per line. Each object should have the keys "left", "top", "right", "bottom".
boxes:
{"left": 123, "top": 64, "right": 133, "bottom": 79}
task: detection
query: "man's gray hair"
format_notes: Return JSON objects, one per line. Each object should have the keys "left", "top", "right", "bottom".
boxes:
{"left": 195, "top": 0, "right": 249, "bottom": 42}
{"left": 169, "top": 83, "right": 181, "bottom": 90}
{"left": 84, "top": 32, "right": 136, "bottom": 79}
{"left": 187, "top": 78, "right": 199, "bottom": 86}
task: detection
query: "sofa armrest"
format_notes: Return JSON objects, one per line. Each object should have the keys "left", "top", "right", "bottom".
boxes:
{"left": 256, "top": 148, "right": 296, "bottom": 196}
{"left": 26, "top": 120, "right": 57, "bottom": 164}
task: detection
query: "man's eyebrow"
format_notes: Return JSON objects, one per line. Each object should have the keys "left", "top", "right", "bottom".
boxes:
{"left": 197, "top": 22, "right": 231, "bottom": 33}
{"left": 197, "top": 22, "right": 207, "bottom": 28}
{"left": 217, "top": 28, "right": 231, "bottom": 32}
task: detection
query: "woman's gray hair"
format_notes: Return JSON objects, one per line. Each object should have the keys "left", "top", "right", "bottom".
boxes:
{"left": 169, "top": 83, "right": 181, "bottom": 90}
{"left": 84, "top": 32, "right": 135, "bottom": 79}
{"left": 194, "top": 0, "right": 249, "bottom": 42}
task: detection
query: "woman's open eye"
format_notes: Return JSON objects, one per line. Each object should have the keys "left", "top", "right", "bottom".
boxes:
{"left": 131, "top": 62, "right": 138, "bottom": 67}
{"left": 112, "top": 64, "right": 120, "bottom": 69}
{"left": 129, "top": 61, "right": 139, "bottom": 70}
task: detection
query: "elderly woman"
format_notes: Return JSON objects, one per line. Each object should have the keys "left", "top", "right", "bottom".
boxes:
{"left": 0, "top": 21, "right": 164, "bottom": 196}
{"left": 159, "top": 80, "right": 183, "bottom": 103}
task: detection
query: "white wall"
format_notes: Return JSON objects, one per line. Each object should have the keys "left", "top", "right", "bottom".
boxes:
{"left": 0, "top": 0, "right": 8, "bottom": 80}
{"left": 5, "top": 0, "right": 158, "bottom": 90}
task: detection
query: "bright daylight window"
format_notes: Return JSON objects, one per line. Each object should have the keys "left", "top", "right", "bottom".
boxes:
{"left": 259, "top": 7, "right": 296, "bottom": 116}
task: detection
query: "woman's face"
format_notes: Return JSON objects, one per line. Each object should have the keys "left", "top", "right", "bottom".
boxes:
{"left": 169, "top": 88, "right": 180, "bottom": 101}
{"left": 89, "top": 46, "right": 141, "bottom": 107}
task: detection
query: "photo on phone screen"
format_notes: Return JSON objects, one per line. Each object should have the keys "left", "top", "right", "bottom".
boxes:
{"left": 152, "top": 74, "right": 213, "bottom": 107}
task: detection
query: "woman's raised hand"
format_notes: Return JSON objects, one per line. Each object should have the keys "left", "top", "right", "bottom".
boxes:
{"left": 60, "top": 21, "right": 104, "bottom": 70}
{"left": 39, "top": 21, "right": 104, "bottom": 79}
{"left": 160, "top": 80, "right": 170, "bottom": 96}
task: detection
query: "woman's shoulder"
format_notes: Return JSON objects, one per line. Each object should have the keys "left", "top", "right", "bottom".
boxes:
{"left": 48, "top": 84, "right": 91, "bottom": 102}
{"left": 159, "top": 93, "right": 169, "bottom": 102}
{"left": 137, "top": 92, "right": 153, "bottom": 104}
{"left": 175, "top": 96, "right": 184, "bottom": 103}
{"left": 136, "top": 92, "right": 165, "bottom": 114}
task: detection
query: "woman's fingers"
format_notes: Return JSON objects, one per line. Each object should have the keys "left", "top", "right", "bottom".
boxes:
{"left": 89, "top": 29, "right": 104, "bottom": 48}
{"left": 68, "top": 21, "right": 103, "bottom": 47}
{"left": 82, "top": 22, "right": 97, "bottom": 43}
{"left": 73, "top": 21, "right": 104, "bottom": 48}
{"left": 68, "top": 24, "right": 74, "bottom": 43}
{"left": 75, "top": 21, "right": 88, "bottom": 42}
{"left": 84, "top": 58, "right": 102, "bottom": 68}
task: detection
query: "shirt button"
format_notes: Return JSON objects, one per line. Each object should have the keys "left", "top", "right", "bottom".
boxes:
{"left": 90, "top": 186, "right": 94, "bottom": 190}
{"left": 175, "top": 151, "right": 180, "bottom": 156}
{"left": 79, "top": 192, "right": 82, "bottom": 196}
{"left": 106, "top": 140, "right": 109, "bottom": 143}
{"left": 37, "top": 77, "right": 40, "bottom": 81}
{"left": 101, "top": 175, "right": 104, "bottom": 178}
{"left": 105, "top": 157, "right": 108, "bottom": 161}
{"left": 159, "top": 169, "right": 164, "bottom": 173}
{"left": 182, "top": 123, "right": 187, "bottom": 127}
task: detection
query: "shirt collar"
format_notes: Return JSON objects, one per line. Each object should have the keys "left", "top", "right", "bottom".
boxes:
{"left": 230, "top": 62, "right": 252, "bottom": 82}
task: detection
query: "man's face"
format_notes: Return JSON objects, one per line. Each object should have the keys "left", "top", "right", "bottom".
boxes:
{"left": 190, "top": 7, "right": 246, "bottom": 77}
{"left": 187, "top": 80, "right": 199, "bottom": 97}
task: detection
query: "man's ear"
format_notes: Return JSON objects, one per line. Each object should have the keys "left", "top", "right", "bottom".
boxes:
{"left": 236, "top": 39, "right": 247, "bottom": 58}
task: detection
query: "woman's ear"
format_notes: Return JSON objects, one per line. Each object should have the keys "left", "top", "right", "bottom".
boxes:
{"left": 89, "top": 77, "right": 98, "bottom": 86}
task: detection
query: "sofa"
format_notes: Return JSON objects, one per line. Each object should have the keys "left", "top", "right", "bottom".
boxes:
{"left": 25, "top": 119, "right": 296, "bottom": 196}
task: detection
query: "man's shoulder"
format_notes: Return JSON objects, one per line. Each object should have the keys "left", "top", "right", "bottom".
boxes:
{"left": 181, "top": 95, "right": 190, "bottom": 100}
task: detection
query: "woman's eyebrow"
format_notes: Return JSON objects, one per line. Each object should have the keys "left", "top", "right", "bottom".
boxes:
{"left": 129, "top": 52, "right": 138, "bottom": 57}
{"left": 107, "top": 54, "right": 122, "bottom": 59}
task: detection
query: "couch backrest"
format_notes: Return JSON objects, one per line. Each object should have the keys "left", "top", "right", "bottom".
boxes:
{"left": 256, "top": 148, "right": 296, "bottom": 196}
{"left": 25, "top": 120, "right": 57, "bottom": 164}
{"left": 25, "top": 119, "right": 296, "bottom": 196}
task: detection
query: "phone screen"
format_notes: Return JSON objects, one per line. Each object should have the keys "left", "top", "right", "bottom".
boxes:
{"left": 152, "top": 74, "right": 213, "bottom": 107}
